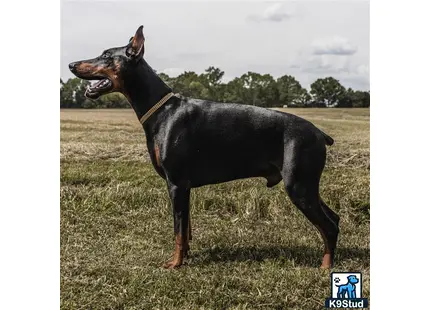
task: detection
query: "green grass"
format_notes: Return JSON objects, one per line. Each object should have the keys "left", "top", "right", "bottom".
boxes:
{"left": 61, "top": 108, "right": 369, "bottom": 309}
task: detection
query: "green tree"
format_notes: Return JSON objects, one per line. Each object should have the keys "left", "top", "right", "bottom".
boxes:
{"left": 260, "top": 74, "right": 279, "bottom": 107}
{"left": 60, "top": 78, "right": 91, "bottom": 108}
{"left": 189, "top": 80, "right": 209, "bottom": 99}
{"left": 60, "top": 79, "right": 71, "bottom": 108}
{"left": 239, "top": 72, "right": 279, "bottom": 107}
{"left": 99, "top": 93, "right": 129, "bottom": 108}
{"left": 352, "top": 90, "right": 370, "bottom": 108}
{"left": 75, "top": 80, "right": 91, "bottom": 107}
{"left": 276, "top": 75, "right": 305, "bottom": 107}
{"left": 339, "top": 88, "right": 370, "bottom": 108}
{"left": 200, "top": 66, "right": 225, "bottom": 101}
{"left": 61, "top": 68, "right": 369, "bottom": 108}
{"left": 173, "top": 71, "right": 208, "bottom": 98}
{"left": 223, "top": 77, "right": 247, "bottom": 103}
{"left": 310, "top": 77, "right": 346, "bottom": 107}
{"left": 60, "top": 78, "right": 80, "bottom": 108}
{"left": 294, "top": 88, "right": 312, "bottom": 107}
{"left": 337, "top": 88, "right": 354, "bottom": 108}
{"left": 203, "top": 66, "right": 224, "bottom": 87}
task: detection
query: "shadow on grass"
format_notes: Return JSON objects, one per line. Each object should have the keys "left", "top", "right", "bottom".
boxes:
{"left": 191, "top": 245, "right": 369, "bottom": 268}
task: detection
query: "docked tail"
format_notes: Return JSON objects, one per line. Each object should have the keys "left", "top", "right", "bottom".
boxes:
{"left": 320, "top": 130, "right": 334, "bottom": 146}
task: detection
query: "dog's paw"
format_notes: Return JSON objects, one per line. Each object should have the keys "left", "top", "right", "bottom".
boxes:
{"left": 162, "top": 260, "right": 183, "bottom": 269}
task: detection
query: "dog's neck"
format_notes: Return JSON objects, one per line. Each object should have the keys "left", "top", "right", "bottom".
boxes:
{"left": 122, "top": 58, "right": 173, "bottom": 129}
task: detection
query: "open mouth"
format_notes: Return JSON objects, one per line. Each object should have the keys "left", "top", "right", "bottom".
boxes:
{"left": 85, "top": 78, "right": 113, "bottom": 99}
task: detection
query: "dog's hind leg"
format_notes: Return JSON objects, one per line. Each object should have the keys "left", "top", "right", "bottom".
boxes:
{"left": 286, "top": 184, "right": 338, "bottom": 268}
{"left": 320, "top": 197, "right": 340, "bottom": 226}
{"left": 163, "top": 183, "right": 190, "bottom": 269}
{"left": 282, "top": 142, "right": 339, "bottom": 268}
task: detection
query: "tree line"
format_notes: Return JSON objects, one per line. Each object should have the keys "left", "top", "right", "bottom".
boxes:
{"left": 60, "top": 66, "right": 370, "bottom": 109}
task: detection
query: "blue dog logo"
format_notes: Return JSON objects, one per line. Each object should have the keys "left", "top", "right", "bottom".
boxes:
{"left": 325, "top": 272, "right": 368, "bottom": 308}
{"left": 335, "top": 275, "right": 359, "bottom": 298}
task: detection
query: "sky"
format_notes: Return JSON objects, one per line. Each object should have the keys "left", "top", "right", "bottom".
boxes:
{"left": 61, "top": 0, "right": 369, "bottom": 90}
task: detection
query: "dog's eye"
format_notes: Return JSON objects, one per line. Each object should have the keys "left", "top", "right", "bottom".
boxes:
{"left": 101, "top": 53, "right": 111, "bottom": 59}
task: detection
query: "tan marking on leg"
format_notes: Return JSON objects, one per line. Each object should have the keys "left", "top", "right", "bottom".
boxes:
{"left": 316, "top": 225, "right": 332, "bottom": 269}
{"left": 154, "top": 144, "right": 161, "bottom": 167}
{"left": 163, "top": 234, "right": 187, "bottom": 269}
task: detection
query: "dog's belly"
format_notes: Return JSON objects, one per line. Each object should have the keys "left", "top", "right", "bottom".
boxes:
{"left": 162, "top": 147, "right": 282, "bottom": 188}
{"left": 187, "top": 152, "right": 281, "bottom": 187}
{"left": 189, "top": 164, "right": 263, "bottom": 187}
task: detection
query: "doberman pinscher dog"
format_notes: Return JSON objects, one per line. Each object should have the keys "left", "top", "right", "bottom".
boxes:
{"left": 69, "top": 26, "right": 340, "bottom": 269}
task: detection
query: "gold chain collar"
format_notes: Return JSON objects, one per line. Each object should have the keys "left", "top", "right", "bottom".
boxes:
{"left": 139, "top": 92, "right": 175, "bottom": 125}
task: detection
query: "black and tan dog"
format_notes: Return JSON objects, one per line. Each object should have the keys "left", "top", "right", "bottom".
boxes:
{"left": 69, "top": 26, "right": 339, "bottom": 269}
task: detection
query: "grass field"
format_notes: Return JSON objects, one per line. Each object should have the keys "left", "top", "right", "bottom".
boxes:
{"left": 60, "top": 108, "right": 370, "bottom": 310}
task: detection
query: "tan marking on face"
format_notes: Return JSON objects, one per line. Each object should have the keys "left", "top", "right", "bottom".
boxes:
{"left": 76, "top": 60, "right": 123, "bottom": 91}
{"left": 76, "top": 63, "right": 102, "bottom": 75}
{"left": 97, "top": 60, "right": 122, "bottom": 90}
{"left": 103, "top": 68, "right": 120, "bottom": 87}
{"left": 113, "top": 60, "right": 121, "bottom": 71}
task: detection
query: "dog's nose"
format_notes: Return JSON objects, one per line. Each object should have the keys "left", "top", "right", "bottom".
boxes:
{"left": 69, "top": 62, "right": 78, "bottom": 72}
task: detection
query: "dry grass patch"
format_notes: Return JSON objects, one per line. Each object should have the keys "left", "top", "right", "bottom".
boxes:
{"left": 61, "top": 108, "right": 369, "bottom": 309}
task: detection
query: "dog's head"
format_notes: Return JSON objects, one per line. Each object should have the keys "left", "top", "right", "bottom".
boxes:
{"left": 68, "top": 26, "right": 145, "bottom": 99}
{"left": 347, "top": 275, "right": 359, "bottom": 284}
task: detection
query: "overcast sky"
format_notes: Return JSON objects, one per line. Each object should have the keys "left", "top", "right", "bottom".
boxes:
{"left": 61, "top": 0, "right": 369, "bottom": 90}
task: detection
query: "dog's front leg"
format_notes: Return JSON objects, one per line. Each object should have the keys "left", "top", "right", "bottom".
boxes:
{"left": 163, "top": 183, "right": 190, "bottom": 269}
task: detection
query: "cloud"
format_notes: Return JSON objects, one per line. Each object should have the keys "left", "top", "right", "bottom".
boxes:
{"left": 247, "top": 3, "right": 294, "bottom": 23}
{"left": 341, "top": 75, "right": 370, "bottom": 91}
{"left": 356, "top": 64, "right": 369, "bottom": 76}
{"left": 61, "top": 1, "right": 368, "bottom": 90}
{"left": 293, "top": 52, "right": 369, "bottom": 90}
{"left": 312, "top": 36, "right": 357, "bottom": 55}
{"left": 301, "top": 55, "right": 352, "bottom": 74}
{"left": 304, "top": 61, "right": 369, "bottom": 90}
{"left": 175, "top": 52, "right": 212, "bottom": 61}
{"left": 159, "top": 68, "right": 185, "bottom": 77}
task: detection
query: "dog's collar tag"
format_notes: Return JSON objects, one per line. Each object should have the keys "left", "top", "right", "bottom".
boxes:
{"left": 139, "top": 92, "right": 175, "bottom": 125}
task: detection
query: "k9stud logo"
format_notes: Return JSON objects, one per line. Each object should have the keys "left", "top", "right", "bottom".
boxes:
{"left": 325, "top": 272, "right": 369, "bottom": 308}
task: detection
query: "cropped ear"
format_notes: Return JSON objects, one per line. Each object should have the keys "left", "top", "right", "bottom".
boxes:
{"left": 126, "top": 25, "right": 145, "bottom": 58}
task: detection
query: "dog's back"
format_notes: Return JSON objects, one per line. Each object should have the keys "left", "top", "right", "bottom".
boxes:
{"left": 156, "top": 98, "right": 331, "bottom": 188}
